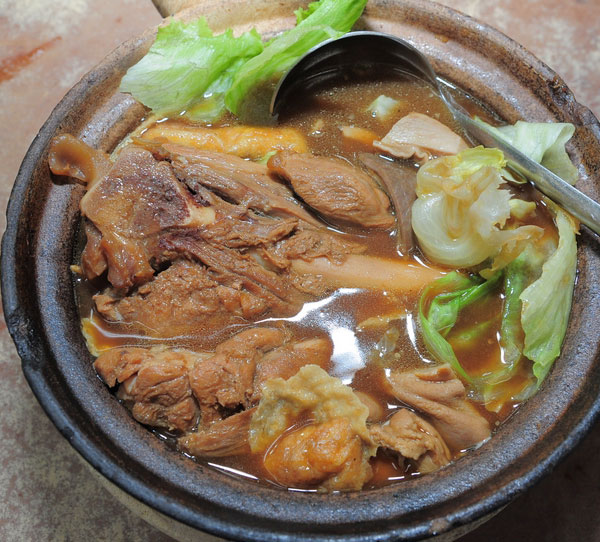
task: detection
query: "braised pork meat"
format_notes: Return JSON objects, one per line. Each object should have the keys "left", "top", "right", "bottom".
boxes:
{"left": 94, "top": 328, "right": 335, "bottom": 457}
{"left": 387, "top": 364, "right": 491, "bottom": 451}
{"left": 267, "top": 151, "right": 394, "bottom": 228}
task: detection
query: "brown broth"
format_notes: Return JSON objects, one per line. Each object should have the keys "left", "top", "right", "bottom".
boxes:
{"left": 76, "top": 71, "right": 557, "bottom": 489}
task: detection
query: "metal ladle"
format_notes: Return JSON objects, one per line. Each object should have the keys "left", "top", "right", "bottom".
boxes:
{"left": 270, "top": 31, "right": 600, "bottom": 235}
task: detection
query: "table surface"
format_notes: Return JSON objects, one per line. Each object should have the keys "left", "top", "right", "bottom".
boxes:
{"left": 1, "top": 1, "right": 599, "bottom": 540}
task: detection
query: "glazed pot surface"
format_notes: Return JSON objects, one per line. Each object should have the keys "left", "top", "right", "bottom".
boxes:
{"left": 3, "top": 1, "right": 600, "bottom": 541}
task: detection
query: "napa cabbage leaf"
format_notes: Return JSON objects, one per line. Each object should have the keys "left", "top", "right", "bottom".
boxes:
{"left": 411, "top": 147, "right": 543, "bottom": 268}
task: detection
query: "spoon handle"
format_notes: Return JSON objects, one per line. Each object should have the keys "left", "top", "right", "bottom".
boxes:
{"left": 455, "top": 110, "right": 600, "bottom": 235}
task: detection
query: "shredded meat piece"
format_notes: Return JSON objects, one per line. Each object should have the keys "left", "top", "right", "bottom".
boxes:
{"left": 261, "top": 226, "right": 365, "bottom": 270}
{"left": 179, "top": 408, "right": 255, "bottom": 458}
{"left": 263, "top": 417, "right": 373, "bottom": 491}
{"left": 94, "top": 346, "right": 202, "bottom": 432}
{"left": 159, "top": 231, "right": 307, "bottom": 317}
{"left": 94, "top": 259, "right": 271, "bottom": 339}
{"left": 267, "top": 151, "right": 394, "bottom": 228}
{"left": 156, "top": 143, "right": 322, "bottom": 227}
{"left": 189, "top": 327, "right": 287, "bottom": 421}
{"left": 373, "top": 112, "right": 468, "bottom": 163}
{"left": 386, "top": 364, "right": 491, "bottom": 450}
{"left": 370, "top": 409, "right": 451, "bottom": 474}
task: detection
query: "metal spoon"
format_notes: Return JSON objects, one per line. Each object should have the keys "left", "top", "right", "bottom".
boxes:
{"left": 271, "top": 31, "right": 600, "bottom": 235}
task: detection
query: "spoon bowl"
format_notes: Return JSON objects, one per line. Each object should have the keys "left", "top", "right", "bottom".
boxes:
{"left": 271, "top": 31, "right": 600, "bottom": 235}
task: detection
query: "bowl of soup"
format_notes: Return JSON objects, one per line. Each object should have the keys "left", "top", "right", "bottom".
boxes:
{"left": 3, "top": 0, "right": 600, "bottom": 540}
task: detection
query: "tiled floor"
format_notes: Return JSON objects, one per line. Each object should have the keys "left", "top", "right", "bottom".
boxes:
{"left": 1, "top": 1, "right": 599, "bottom": 540}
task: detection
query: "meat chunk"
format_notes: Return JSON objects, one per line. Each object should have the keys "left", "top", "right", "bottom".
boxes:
{"left": 94, "top": 259, "right": 273, "bottom": 340}
{"left": 80, "top": 222, "right": 108, "bottom": 280}
{"left": 79, "top": 146, "right": 215, "bottom": 291}
{"left": 158, "top": 143, "right": 321, "bottom": 227}
{"left": 179, "top": 408, "right": 255, "bottom": 458}
{"left": 94, "top": 346, "right": 202, "bottom": 432}
{"left": 261, "top": 226, "right": 365, "bottom": 271}
{"left": 189, "top": 327, "right": 287, "bottom": 419}
{"left": 159, "top": 231, "right": 307, "bottom": 317}
{"left": 92, "top": 328, "right": 326, "bottom": 438}
{"left": 370, "top": 409, "right": 451, "bottom": 474}
{"left": 267, "top": 152, "right": 394, "bottom": 228}
{"left": 359, "top": 153, "right": 417, "bottom": 256}
{"left": 263, "top": 417, "right": 373, "bottom": 491}
{"left": 374, "top": 112, "right": 468, "bottom": 163}
{"left": 386, "top": 364, "right": 491, "bottom": 451}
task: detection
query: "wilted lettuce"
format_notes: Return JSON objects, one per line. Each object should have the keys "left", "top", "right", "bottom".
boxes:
{"left": 475, "top": 118, "right": 579, "bottom": 184}
{"left": 420, "top": 202, "right": 578, "bottom": 402}
{"left": 120, "top": 0, "right": 367, "bottom": 121}
{"left": 120, "top": 18, "right": 263, "bottom": 120}
{"left": 520, "top": 201, "right": 578, "bottom": 386}
{"left": 419, "top": 271, "right": 502, "bottom": 384}
{"left": 225, "top": 0, "right": 368, "bottom": 114}
{"left": 411, "top": 147, "right": 542, "bottom": 268}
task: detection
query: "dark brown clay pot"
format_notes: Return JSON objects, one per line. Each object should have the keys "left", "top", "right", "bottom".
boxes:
{"left": 3, "top": 1, "right": 600, "bottom": 541}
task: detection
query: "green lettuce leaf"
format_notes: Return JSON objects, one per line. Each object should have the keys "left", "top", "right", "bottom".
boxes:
{"left": 225, "top": 0, "right": 368, "bottom": 115}
{"left": 120, "top": 18, "right": 264, "bottom": 118}
{"left": 520, "top": 201, "right": 578, "bottom": 386}
{"left": 419, "top": 271, "right": 502, "bottom": 383}
{"left": 475, "top": 118, "right": 578, "bottom": 184}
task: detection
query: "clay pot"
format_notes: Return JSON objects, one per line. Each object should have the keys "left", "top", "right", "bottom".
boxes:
{"left": 3, "top": 1, "right": 600, "bottom": 540}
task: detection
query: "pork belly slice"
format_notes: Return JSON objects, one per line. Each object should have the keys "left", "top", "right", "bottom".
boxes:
{"left": 370, "top": 408, "right": 451, "bottom": 474}
{"left": 386, "top": 364, "right": 491, "bottom": 451}
{"left": 267, "top": 151, "right": 394, "bottom": 228}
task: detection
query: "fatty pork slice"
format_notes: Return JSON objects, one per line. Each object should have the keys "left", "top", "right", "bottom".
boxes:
{"left": 79, "top": 145, "right": 215, "bottom": 291}
{"left": 267, "top": 151, "right": 394, "bottom": 228}
{"left": 370, "top": 409, "right": 451, "bottom": 474}
{"left": 373, "top": 112, "right": 468, "bottom": 163}
{"left": 386, "top": 364, "right": 491, "bottom": 451}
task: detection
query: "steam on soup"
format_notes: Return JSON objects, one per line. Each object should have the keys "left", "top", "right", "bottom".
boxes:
{"left": 47, "top": 5, "right": 578, "bottom": 492}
